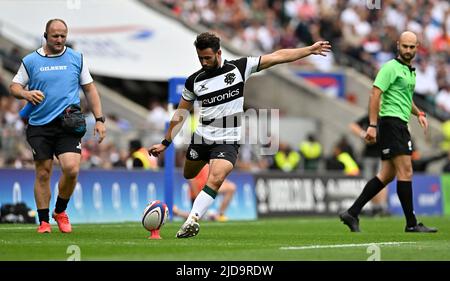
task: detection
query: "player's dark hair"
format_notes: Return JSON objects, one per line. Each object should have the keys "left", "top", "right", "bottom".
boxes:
{"left": 45, "top": 18, "right": 68, "bottom": 33}
{"left": 194, "top": 32, "right": 220, "bottom": 53}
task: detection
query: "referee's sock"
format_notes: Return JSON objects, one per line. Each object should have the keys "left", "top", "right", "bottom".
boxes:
{"left": 348, "top": 176, "right": 385, "bottom": 217}
{"left": 37, "top": 208, "right": 49, "bottom": 224}
{"left": 55, "top": 196, "right": 70, "bottom": 214}
{"left": 397, "top": 180, "right": 417, "bottom": 227}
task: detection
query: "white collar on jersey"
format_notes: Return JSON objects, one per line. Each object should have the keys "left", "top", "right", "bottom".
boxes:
{"left": 38, "top": 46, "right": 67, "bottom": 57}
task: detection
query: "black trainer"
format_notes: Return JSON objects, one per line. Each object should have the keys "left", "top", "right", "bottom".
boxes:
{"left": 339, "top": 211, "right": 360, "bottom": 232}
{"left": 405, "top": 222, "right": 438, "bottom": 233}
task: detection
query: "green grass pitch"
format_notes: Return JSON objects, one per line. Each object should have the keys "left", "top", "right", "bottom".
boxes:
{"left": 1, "top": 216, "right": 449, "bottom": 261}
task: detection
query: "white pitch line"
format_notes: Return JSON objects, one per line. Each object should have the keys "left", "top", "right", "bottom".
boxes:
{"left": 0, "top": 226, "right": 39, "bottom": 230}
{"left": 280, "top": 242, "right": 416, "bottom": 250}
{"left": 0, "top": 224, "right": 139, "bottom": 230}
{"left": 0, "top": 225, "right": 82, "bottom": 230}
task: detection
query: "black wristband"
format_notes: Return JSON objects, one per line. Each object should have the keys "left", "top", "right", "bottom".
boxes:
{"left": 161, "top": 139, "right": 172, "bottom": 147}
{"left": 369, "top": 124, "right": 377, "bottom": 128}
{"left": 95, "top": 116, "right": 105, "bottom": 123}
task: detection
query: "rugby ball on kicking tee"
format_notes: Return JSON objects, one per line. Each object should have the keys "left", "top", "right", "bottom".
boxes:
{"left": 142, "top": 200, "right": 169, "bottom": 231}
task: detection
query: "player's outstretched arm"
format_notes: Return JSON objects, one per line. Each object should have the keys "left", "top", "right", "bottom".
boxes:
{"left": 258, "top": 41, "right": 332, "bottom": 71}
{"left": 148, "top": 98, "right": 193, "bottom": 157}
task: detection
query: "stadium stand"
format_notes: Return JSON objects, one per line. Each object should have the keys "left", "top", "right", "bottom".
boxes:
{"left": 147, "top": 0, "right": 448, "bottom": 172}
{"left": 154, "top": 0, "right": 449, "bottom": 117}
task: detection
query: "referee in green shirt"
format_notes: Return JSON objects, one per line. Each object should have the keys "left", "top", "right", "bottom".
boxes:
{"left": 340, "top": 31, "right": 437, "bottom": 233}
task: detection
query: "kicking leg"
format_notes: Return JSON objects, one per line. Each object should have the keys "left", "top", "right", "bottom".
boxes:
{"left": 176, "top": 159, "right": 233, "bottom": 238}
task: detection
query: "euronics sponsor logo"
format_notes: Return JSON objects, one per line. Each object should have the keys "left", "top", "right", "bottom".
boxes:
{"left": 201, "top": 89, "right": 240, "bottom": 106}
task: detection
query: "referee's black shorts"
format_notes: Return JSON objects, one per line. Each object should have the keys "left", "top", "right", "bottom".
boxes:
{"left": 26, "top": 118, "right": 82, "bottom": 161}
{"left": 378, "top": 116, "right": 412, "bottom": 160}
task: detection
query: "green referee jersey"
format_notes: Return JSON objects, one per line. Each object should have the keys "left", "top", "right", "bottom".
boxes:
{"left": 373, "top": 58, "right": 416, "bottom": 122}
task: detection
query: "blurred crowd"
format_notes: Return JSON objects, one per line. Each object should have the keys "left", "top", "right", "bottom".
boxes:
{"left": 158, "top": 0, "right": 449, "bottom": 119}
{"left": 4, "top": 71, "right": 450, "bottom": 175}
{"left": 0, "top": 69, "right": 169, "bottom": 170}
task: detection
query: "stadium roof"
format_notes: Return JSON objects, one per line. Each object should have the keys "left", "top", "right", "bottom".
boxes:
{"left": 0, "top": 0, "right": 237, "bottom": 81}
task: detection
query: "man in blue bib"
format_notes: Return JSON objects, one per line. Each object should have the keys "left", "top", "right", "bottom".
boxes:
{"left": 10, "top": 19, "right": 106, "bottom": 233}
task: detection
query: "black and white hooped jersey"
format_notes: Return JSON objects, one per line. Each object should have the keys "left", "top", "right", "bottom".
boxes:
{"left": 182, "top": 57, "right": 260, "bottom": 142}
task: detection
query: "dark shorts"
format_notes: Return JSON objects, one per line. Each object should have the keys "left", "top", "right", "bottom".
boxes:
{"left": 378, "top": 117, "right": 412, "bottom": 160}
{"left": 26, "top": 119, "right": 82, "bottom": 161}
{"left": 186, "top": 142, "right": 240, "bottom": 166}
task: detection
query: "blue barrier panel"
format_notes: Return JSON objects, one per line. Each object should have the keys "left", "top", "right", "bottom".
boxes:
{"left": 0, "top": 168, "right": 257, "bottom": 223}
{"left": 168, "top": 77, "right": 185, "bottom": 104}
{"left": 388, "top": 174, "right": 443, "bottom": 216}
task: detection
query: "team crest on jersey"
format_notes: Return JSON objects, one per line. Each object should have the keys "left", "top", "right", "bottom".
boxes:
{"left": 189, "top": 148, "right": 199, "bottom": 159}
{"left": 224, "top": 73, "right": 236, "bottom": 85}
